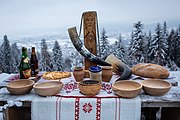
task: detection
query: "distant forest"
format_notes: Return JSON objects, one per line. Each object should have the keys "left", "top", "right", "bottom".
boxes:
{"left": 0, "top": 21, "right": 180, "bottom": 73}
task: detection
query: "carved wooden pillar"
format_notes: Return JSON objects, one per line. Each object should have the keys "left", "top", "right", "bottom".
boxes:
{"left": 83, "top": 11, "right": 97, "bottom": 70}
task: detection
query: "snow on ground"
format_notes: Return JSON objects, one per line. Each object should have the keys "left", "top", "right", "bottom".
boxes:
{"left": 0, "top": 113, "right": 2, "bottom": 120}
{"left": 170, "top": 71, "right": 180, "bottom": 86}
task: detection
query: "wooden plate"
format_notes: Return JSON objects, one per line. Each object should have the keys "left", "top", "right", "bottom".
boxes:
{"left": 141, "top": 79, "right": 172, "bottom": 96}
{"left": 112, "top": 80, "right": 142, "bottom": 98}
{"left": 33, "top": 81, "right": 63, "bottom": 96}
{"left": 79, "top": 80, "right": 101, "bottom": 96}
{"left": 7, "top": 79, "right": 34, "bottom": 95}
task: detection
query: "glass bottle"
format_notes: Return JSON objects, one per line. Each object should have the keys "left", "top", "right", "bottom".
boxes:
{"left": 19, "top": 47, "right": 31, "bottom": 79}
{"left": 30, "top": 47, "right": 39, "bottom": 77}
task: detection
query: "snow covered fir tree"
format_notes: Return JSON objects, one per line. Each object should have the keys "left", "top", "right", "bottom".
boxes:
{"left": 148, "top": 23, "right": 168, "bottom": 66}
{"left": 52, "top": 40, "right": 63, "bottom": 71}
{"left": 129, "top": 21, "right": 144, "bottom": 65}
{"left": 11, "top": 43, "right": 21, "bottom": 73}
{"left": 0, "top": 35, "right": 15, "bottom": 73}
{"left": 100, "top": 28, "right": 110, "bottom": 60}
{"left": 0, "top": 21, "right": 180, "bottom": 74}
{"left": 111, "top": 34, "right": 126, "bottom": 63}
{"left": 40, "top": 39, "right": 53, "bottom": 71}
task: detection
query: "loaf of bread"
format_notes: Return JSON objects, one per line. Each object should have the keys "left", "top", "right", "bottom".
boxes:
{"left": 132, "top": 63, "right": 170, "bottom": 78}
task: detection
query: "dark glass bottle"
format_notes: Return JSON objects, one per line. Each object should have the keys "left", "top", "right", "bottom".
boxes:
{"left": 19, "top": 47, "right": 31, "bottom": 79}
{"left": 30, "top": 47, "right": 39, "bottom": 77}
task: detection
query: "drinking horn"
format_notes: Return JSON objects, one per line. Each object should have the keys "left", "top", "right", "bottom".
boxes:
{"left": 68, "top": 27, "right": 111, "bottom": 66}
{"left": 105, "top": 54, "right": 132, "bottom": 80}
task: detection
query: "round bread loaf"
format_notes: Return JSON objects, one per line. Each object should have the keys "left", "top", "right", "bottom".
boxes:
{"left": 132, "top": 63, "right": 170, "bottom": 78}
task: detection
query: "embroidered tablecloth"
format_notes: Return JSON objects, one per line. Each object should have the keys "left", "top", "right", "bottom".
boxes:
{"left": 32, "top": 96, "right": 141, "bottom": 120}
{"left": 1, "top": 73, "right": 141, "bottom": 120}
{"left": 1, "top": 72, "right": 179, "bottom": 120}
{"left": 32, "top": 74, "right": 141, "bottom": 120}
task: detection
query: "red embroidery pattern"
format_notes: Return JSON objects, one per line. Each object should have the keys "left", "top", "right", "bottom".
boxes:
{"left": 63, "top": 81, "right": 78, "bottom": 93}
{"left": 96, "top": 98, "right": 101, "bottom": 120}
{"left": 82, "top": 103, "right": 93, "bottom": 113}
{"left": 74, "top": 98, "right": 80, "bottom": 120}
{"left": 102, "top": 83, "right": 112, "bottom": 94}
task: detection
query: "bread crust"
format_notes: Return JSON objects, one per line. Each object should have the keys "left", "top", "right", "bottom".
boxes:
{"left": 42, "top": 71, "right": 71, "bottom": 80}
{"left": 132, "top": 63, "right": 170, "bottom": 78}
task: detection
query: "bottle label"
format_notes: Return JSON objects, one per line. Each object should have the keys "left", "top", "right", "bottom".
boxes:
{"left": 23, "top": 58, "right": 30, "bottom": 63}
{"left": 31, "top": 68, "right": 39, "bottom": 77}
{"left": 23, "top": 69, "right": 31, "bottom": 79}
{"left": 31, "top": 71, "right": 34, "bottom": 75}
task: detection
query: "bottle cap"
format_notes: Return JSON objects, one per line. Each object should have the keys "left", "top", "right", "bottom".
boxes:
{"left": 89, "top": 66, "right": 102, "bottom": 73}
{"left": 22, "top": 47, "right": 27, "bottom": 51}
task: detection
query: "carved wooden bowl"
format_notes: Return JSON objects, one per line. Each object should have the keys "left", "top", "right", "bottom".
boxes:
{"left": 7, "top": 79, "right": 35, "bottom": 95}
{"left": 79, "top": 80, "right": 101, "bottom": 96}
{"left": 33, "top": 81, "right": 63, "bottom": 96}
{"left": 141, "top": 79, "right": 172, "bottom": 96}
{"left": 112, "top": 80, "right": 142, "bottom": 98}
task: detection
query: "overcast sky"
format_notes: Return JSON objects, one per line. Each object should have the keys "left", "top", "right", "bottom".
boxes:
{"left": 0, "top": 0, "right": 180, "bottom": 36}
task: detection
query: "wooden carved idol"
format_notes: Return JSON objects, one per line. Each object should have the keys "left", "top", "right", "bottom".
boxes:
{"left": 83, "top": 11, "right": 97, "bottom": 70}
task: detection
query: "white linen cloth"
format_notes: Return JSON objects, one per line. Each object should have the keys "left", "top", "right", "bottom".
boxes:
{"left": 0, "top": 73, "right": 16, "bottom": 83}
{"left": 31, "top": 74, "right": 141, "bottom": 120}
{"left": 32, "top": 97, "right": 58, "bottom": 120}
{"left": 32, "top": 97, "right": 141, "bottom": 120}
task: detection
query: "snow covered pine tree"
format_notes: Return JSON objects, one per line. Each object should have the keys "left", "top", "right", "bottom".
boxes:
{"left": 52, "top": 40, "right": 63, "bottom": 71}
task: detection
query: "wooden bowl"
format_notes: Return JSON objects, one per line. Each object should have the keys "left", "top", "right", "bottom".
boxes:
{"left": 7, "top": 79, "right": 35, "bottom": 95}
{"left": 79, "top": 80, "right": 101, "bottom": 96}
{"left": 141, "top": 79, "right": 172, "bottom": 96}
{"left": 112, "top": 80, "right": 142, "bottom": 98}
{"left": 33, "top": 81, "right": 63, "bottom": 96}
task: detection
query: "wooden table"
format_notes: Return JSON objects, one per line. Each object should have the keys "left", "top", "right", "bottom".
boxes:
{"left": 0, "top": 87, "right": 180, "bottom": 120}
{"left": 0, "top": 73, "right": 179, "bottom": 120}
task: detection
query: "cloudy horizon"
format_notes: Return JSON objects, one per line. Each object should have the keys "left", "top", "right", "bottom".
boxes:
{"left": 0, "top": 0, "right": 180, "bottom": 37}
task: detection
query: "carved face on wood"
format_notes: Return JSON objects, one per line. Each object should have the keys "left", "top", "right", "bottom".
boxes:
{"left": 85, "top": 14, "right": 95, "bottom": 32}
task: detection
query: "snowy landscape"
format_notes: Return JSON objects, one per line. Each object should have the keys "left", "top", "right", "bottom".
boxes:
{"left": 0, "top": 28, "right": 127, "bottom": 72}
{"left": 0, "top": 1, "right": 180, "bottom": 120}
{"left": 0, "top": 21, "right": 180, "bottom": 74}
{"left": 0, "top": 0, "right": 180, "bottom": 73}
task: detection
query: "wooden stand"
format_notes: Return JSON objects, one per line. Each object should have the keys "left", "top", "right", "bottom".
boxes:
{"left": 83, "top": 11, "right": 97, "bottom": 71}
{"left": 161, "top": 107, "right": 180, "bottom": 120}
{"left": 4, "top": 107, "right": 31, "bottom": 120}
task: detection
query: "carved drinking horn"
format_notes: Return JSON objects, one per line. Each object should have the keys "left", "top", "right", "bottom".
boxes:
{"left": 68, "top": 27, "right": 111, "bottom": 66}
{"left": 105, "top": 54, "right": 132, "bottom": 80}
